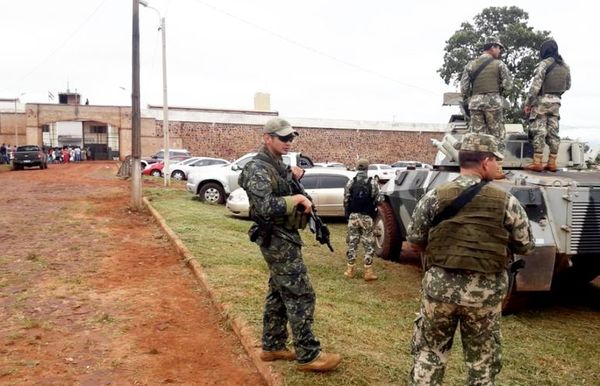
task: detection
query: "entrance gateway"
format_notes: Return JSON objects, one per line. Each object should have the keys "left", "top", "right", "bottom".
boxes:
{"left": 42, "top": 121, "right": 119, "bottom": 160}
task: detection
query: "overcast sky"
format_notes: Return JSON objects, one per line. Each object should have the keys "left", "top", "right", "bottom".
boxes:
{"left": 2, "top": 0, "right": 599, "bottom": 144}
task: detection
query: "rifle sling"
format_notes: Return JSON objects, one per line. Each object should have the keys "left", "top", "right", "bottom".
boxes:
{"left": 431, "top": 180, "right": 489, "bottom": 227}
{"left": 469, "top": 57, "right": 495, "bottom": 84}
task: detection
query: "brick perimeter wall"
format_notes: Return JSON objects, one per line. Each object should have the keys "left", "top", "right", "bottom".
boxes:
{"left": 158, "top": 121, "right": 444, "bottom": 165}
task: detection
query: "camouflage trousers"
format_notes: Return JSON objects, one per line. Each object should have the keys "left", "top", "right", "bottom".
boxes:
{"left": 529, "top": 102, "right": 561, "bottom": 154}
{"left": 409, "top": 294, "right": 503, "bottom": 386}
{"left": 346, "top": 213, "right": 375, "bottom": 266}
{"left": 260, "top": 235, "right": 321, "bottom": 364}
{"left": 469, "top": 109, "right": 506, "bottom": 153}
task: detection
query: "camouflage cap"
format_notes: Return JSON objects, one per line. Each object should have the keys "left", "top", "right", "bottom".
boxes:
{"left": 484, "top": 36, "right": 505, "bottom": 49}
{"left": 460, "top": 133, "right": 504, "bottom": 160}
{"left": 356, "top": 158, "right": 369, "bottom": 171}
{"left": 263, "top": 117, "right": 298, "bottom": 137}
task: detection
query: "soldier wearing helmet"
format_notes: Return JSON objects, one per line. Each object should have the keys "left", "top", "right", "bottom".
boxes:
{"left": 406, "top": 133, "right": 534, "bottom": 386}
{"left": 523, "top": 39, "right": 571, "bottom": 172}
{"left": 460, "top": 36, "right": 513, "bottom": 179}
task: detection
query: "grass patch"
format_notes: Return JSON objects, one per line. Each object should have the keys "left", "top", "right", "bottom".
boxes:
{"left": 145, "top": 188, "right": 600, "bottom": 386}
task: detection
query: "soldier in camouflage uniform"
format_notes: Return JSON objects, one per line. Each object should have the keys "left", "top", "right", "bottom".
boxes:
{"left": 460, "top": 37, "right": 513, "bottom": 179}
{"left": 343, "top": 158, "right": 383, "bottom": 281}
{"left": 406, "top": 133, "right": 534, "bottom": 386}
{"left": 238, "top": 117, "right": 342, "bottom": 372}
{"left": 524, "top": 39, "right": 571, "bottom": 172}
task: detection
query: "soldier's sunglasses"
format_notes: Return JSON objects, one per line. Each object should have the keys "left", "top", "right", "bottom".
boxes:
{"left": 271, "top": 134, "right": 295, "bottom": 143}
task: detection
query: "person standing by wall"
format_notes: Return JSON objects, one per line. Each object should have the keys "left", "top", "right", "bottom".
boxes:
{"left": 343, "top": 158, "right": 383, "bottom": 281}
{"left": 523, "top": 39, "right": 571, "bottom": 172}
{"left": 239, "top": 117, "right": 342, "bottom": 372}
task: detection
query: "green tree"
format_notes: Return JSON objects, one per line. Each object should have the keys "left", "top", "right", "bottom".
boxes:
{"left": 439, "top": 6, "right": 550, "bottom": 123}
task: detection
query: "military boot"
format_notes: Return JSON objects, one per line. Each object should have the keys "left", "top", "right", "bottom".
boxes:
{"left": 525, "top": 153, "right": 544, "bottom": 172}
{"left": 364, "top": 265, "right": 378, "bottom": 281}
{"left": 260, "top": 349, "right": 296, "bottom": 362}
{"left": 545, "top": 153, "right": 558, "bottom": 172}
{"left": 297, "top": 352, "right": 342, "bottom": 372}
{"left": 343, "top": 263, "right": 355, "bottom": 278}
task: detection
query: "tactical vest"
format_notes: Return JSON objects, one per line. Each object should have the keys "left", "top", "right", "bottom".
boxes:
{"left": 425, "top": 182, "right": 510, "bottom": 273}
{"left": 347, "top": 176, "right": 376, "bottom": 217}
{"left": 471, "top": 57, "right": 500, "bottom": 95}
{"left": 542, "top": 61, "right": 569, "bottom": 95}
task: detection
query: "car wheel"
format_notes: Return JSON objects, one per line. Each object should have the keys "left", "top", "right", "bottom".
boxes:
{"left": 151, "top": 170, "right": 162, "bottom": 177}
{"left": 374, "top": 201, "right": 403, "bottom": 261}
{"left": 199, "top": 182, "right": 225, "bottom": 204}
{"left": 171, "top": 170, "right": 185, "bottom": 180}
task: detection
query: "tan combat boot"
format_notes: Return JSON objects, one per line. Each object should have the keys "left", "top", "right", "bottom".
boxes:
{"left": 525, "top": 153, "right": 544, "bottom": 172}
{"left": 343, "top": 263, "right": 355, "bottom": 278}
{"left": 260, "top": 349, "right": 297, "bottom": 361}
{"left": 297, "top": 352, "right": 342, "bottom": 372}
{"left": 364, "top": 265, "right": 378, "bottom": 281}
{"left": 545, "top": 153, "right": 558, "bottom": 172}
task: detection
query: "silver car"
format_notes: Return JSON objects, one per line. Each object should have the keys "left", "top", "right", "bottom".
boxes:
{"left": 226, "top": 168, "right": 356, "bottom": 217}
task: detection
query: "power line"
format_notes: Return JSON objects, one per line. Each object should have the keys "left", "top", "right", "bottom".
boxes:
{"left": 190, "top": 0, "right": 437, "bottom": 95}
{"left": 17, "top": 0, "right": 110, "bottom": 84}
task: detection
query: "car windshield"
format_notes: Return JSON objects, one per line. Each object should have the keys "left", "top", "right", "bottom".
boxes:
{"left": 17, "top": 146, "right": 39, "bottom": 152}
{"left": 380, "top": 165, "right": 392, "bottom": 169}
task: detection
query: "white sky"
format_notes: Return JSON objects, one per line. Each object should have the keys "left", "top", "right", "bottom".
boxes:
{"left": 2, "top": 0, "right": 599, "bottom": 144}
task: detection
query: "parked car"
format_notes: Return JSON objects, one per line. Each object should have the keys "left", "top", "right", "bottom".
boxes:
{"left": 390, "top": 160, "right": 433, "bottom": 173}
{"left": 167, "top": 157, "right": 229, "bottom": 180}
{"left": 142, "top": 156, "right": 191, "bottom": 177}
{"left": 12, "top": 145, "right": 48, "bottom": 170}
{"left": 313, "top": 162, "right": 347, "bottom": 169}
{"left": 187, "top": 152, "right": 314, "bottom": 204}
{"left": 367, "top": 163, "right": 393, "bottom": 183}
{"left": 141, "top": 148, "right": 191, "bottom": 169}
{"left": 226, "top": 168, "right": 356, "bottom": 217}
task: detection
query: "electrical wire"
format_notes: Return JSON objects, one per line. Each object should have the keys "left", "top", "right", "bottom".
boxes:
{"left": 190, "top": 0, "right": 437, "bottom": 95}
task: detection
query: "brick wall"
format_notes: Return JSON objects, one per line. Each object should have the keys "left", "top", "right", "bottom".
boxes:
{"left": 157, "top": 121, "right": 444, "bottom": 165}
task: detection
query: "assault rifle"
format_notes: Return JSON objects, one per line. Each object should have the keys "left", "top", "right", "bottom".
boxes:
{"left": 287, "top": 170, "right": 334, "bottom": 252}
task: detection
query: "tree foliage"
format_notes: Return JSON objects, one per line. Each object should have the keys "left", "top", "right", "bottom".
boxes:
{"left": 439, "top": 6, "right": 551, "bottom": 123}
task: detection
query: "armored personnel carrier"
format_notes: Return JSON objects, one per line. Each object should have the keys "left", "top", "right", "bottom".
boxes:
{"left": 375, "top": 93, "right": 600, "bottom": 310}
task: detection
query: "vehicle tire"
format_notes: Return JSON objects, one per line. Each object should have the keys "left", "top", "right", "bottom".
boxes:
{"left": 40, "top": 163, "right": 44, "bottom": 170}
{"left": 199, "top": 182, "right": 225, "bottom": 204}
{"left": 151, "top": 170, "right": 162, "bottom": 177}
{"left": 171, "top": 170, "right": 186, "bottom": 180}
{"left": 374, "top": 201, "right": 402, "bottom": 261}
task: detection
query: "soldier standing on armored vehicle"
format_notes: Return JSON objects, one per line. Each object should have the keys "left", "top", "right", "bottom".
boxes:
{"left": 238, "top": 117, "right": 342, "bottom": 372}
{"left": 406, "top": 133, "right": 534, "bottom": 386}
{"left": 524, "top": 39, "right": 571, "bottom": 172}
{"left": 460, "top": 37, "right": 513, "bottom": 179}
{"left": 343, "top": 158, "right": 383, "bottom": 281}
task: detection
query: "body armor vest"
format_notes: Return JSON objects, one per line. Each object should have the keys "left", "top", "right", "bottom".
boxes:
{"left": 542, "top": 61, "right": 569, "bottom": 95}
{"left": 471, "top": 57, "right": 500, "bottom": 95}
{"left": 425, "top": 182, "right": 510, "bottom": 273}
{"left": 347, "top": 176, "right": 376, "bottom": 217}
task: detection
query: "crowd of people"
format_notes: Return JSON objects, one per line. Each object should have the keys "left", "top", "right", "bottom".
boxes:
{"left": 0, "top": 143, "right": 16, "bottom": 164}
{"left": 46, "top": 146, "right": 93, "bottom": 164}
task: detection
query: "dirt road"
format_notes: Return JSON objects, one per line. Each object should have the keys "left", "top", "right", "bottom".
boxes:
{"left": 0, "top": 162, "right": 265, "bottom": 385}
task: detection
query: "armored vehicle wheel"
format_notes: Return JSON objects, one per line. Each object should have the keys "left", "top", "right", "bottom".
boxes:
{"left": 374, "top": 201, "right": 403, "bottom": 261}
{"left": 199, "top": 182, "right": 225, "bottom": 204}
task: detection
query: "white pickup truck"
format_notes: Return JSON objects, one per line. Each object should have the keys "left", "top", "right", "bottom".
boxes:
{"left": 186, "top": 151, "right": 313, "bottom": 204}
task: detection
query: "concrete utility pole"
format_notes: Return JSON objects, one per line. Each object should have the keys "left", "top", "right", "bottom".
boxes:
{"left": 131, "top": 0, "right": 142, "bottom": 209}
{"left": 141, "top": 0, "right": 170, "bottom": 187}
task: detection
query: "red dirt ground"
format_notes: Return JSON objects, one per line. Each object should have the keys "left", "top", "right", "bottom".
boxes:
{"left": 0, "top": 162, "right": 266, "bottom": 385}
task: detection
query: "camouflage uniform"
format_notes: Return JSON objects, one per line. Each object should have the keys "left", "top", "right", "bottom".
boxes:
{"left": 239, "top": 146, "right": 321, "bottom": 364}
{"left": 460, "top": 53, "right": 513, "bottom": 153}
{"left": 343, "top": 171, "right": 383, "bottom": 266}
{"left": 525, "top": 58, "right": 572, "bottom": 154}
{"left": 406, "top": 174, "right": 534, "bottom": 386}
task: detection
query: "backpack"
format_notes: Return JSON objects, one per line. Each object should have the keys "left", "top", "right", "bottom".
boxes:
{"left": 348, "top": 176, "right": 376, "bottom": 217}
